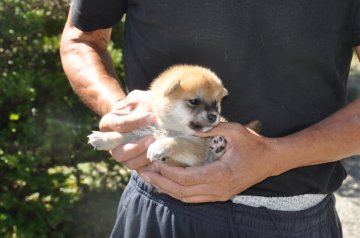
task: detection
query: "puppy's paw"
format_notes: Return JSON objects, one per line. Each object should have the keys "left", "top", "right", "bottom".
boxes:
{"left": 209, "top": 136, "right": 227, "bottom": 159}
{"left": 88, "top": 131, "right": 106, "bottom": 150}
{"left": 87, "top": 131, "right": 123, "bottom": 151}
{"left": 147, "top": 138, "right": 174, "bottom": 162}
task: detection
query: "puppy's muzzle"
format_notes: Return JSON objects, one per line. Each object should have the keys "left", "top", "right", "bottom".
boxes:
{"left": 207, "top": 113, "right": 218, "bottom": 123}
{"left": 189, "top": 110, "right": 220, "bottom": 132}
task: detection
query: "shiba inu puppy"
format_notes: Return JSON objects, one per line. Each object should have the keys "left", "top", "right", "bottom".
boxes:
{"left": 88, "top": 65, "right": 260, "bottom": 166}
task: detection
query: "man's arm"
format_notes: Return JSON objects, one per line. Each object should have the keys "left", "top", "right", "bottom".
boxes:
{"left": 272, "top": 46, "right": 360, "bottom": 172}
{"left": 60, "top": 8, "right": 156, "bottom": 170}
{"left": 139, "top": 46, "right": 360, "bottom": 203}
{"left": 60, "top": 6, "right": 125, "bottom": 116}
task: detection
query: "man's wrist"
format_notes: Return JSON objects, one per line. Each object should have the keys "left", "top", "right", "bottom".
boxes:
{"left": 98, "top": 92, "right": 126, "bottom": 116}
{"left": 265, "top": 133, "right": 317, "bottom": 177}
{"left": 107, "top": 97, "right": 126, "bottom": 113}
{"left": 263, "top": 137, "right": 296, "bottom": 177}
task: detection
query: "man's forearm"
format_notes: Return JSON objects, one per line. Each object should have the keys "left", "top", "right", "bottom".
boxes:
{"left": 60, "top": 8, "right": 125, "bottom": 116}
{"left": 270, "top": 98, "right": 360, "bottom": 176}
{"left": 268, "top": 47, "right": 360, "bottom": 176}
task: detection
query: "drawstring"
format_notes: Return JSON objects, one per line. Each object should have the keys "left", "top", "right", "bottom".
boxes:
{"left": 227, "top": 201, "right": 238, "bottom": 237}
{"left": 260, "top": 206, "right": 285, "bottom": 238}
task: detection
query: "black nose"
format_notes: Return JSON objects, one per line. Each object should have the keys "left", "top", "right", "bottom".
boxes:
{"left": 207, "top": 113, "right": 217, "bottom": 123}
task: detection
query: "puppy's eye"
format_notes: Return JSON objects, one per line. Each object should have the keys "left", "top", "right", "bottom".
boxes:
{"left": 188, "top": 98, "right": 200, "bottom": 106}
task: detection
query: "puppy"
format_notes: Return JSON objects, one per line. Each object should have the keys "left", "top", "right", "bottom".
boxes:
{"left": 88, "top": 65, "right": 260, "bottom": 167}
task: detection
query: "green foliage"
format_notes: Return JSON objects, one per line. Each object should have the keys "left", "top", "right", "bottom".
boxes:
{"left": 0, "top": 0, "right": 128, "bottom": 237}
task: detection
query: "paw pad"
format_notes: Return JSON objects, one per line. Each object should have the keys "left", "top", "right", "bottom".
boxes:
{"left": 210, "top": 136, "right": 227, "bottom": 156}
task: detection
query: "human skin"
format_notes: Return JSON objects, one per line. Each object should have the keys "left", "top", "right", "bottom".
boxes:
{"left": 60, "top": 8, "right": 156, "bottom": 170}
{"left": 60, "top": 8, "right": 360, "bottom": 203}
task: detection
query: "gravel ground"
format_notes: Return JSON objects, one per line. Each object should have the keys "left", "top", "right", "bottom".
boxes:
{"left": 335, "top": 156, "right": 360, "bottom": 238}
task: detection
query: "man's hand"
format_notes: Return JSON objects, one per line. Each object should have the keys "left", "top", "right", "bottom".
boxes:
{"left": 139, "top": 122, "right": 279, "bottom": 203}
{"left": 100, "top": 90, "right": 157, "bottom": 170}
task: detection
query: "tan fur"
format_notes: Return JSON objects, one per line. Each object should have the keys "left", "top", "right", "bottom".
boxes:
{"left": 146, "top": 65, "right": 228, "bottom": 136}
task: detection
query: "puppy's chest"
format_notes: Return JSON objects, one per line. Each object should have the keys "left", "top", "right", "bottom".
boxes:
{"left": 138, "top": 126, "right": 210, "bottom": 146}
{"left": 145, "top": 126, "right": 192, "bottom": 139}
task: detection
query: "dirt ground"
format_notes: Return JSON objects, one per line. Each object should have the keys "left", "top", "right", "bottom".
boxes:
{"left": 335, "top": 156, "right": 360, "bottom": 238}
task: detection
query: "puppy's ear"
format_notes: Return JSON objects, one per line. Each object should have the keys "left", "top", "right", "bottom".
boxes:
{"left": 164, "top": 80, "right": 181, "bottom": 96}
{"left": 222, "top": 88, "right": 228, "bottom": 97}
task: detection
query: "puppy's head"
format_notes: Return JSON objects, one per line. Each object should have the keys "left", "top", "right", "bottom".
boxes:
{"left": 150, "top": 65, "right": 228, "bottom": 134}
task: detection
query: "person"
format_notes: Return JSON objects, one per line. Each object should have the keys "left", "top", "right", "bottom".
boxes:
{"left": 60, "top": 0, "right": 360, "bottom": 237}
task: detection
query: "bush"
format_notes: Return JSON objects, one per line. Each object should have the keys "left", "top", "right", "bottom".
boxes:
{"left": 0, "top": 1, "right": 128, "bottom": 237}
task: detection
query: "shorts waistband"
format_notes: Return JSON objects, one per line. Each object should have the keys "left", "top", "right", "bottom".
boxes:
{"left": 232, "top": 194, "right": 327, "bottom": 211}
{"left": 130, "top": 171, "right": 334, "bottom": 218}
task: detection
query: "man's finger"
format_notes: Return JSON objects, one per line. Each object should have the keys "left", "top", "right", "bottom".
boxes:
{"left": 181, "top": 195, "right": 226, "bottom": 203}
{"left": 111, "top": 90, "right": 148, "bottom": 111}
{"left": 140, "top": 171, "right": 219, "bottom": 201}
{"left": 100, "top": 112, "right": 156, "bottom": 132}
{"left": 123, "top": 153, "right": 151, "bottom": 170}
{"left": 155, "top": 161, "right": 231, "bottom": 186}
{"left": 195, "top": 122, "right": 229, "bottom": 137}
{"left": 111, "top": 103, "right": 138, "bottom": 115}
{"left": 111, "top": 136, "right": 155, "bottom": 162}
{"left": 195, "top": 122, "right": 249, "bottom": 138}
{"left": 116, "top": 112, "right": 156, "bottom": 132}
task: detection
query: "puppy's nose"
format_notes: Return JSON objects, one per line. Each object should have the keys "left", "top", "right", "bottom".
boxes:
{"left": 207, "top": 113, "right": 218, "bottom": 123}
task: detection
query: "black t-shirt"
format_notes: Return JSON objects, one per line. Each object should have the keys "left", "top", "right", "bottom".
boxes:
{"left": 71, "top": 0, "right": 360, "bottom": 196}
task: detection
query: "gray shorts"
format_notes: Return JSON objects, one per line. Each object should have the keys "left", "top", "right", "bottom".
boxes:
{"left": 110, "top": 172, "right": 342, "bottom": 238}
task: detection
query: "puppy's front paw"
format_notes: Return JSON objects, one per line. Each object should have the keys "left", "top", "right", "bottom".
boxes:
{"left": 147, "top": 138, "right": 174, "bottom": 162}
{"left": 87, "top": 131, "right": 123, "bottom": 151}
{"left": 88, "top": 131, "right": 107, "bottom": 150}
{"left": 209, "top": 136, "right": 227, "bottom": 159}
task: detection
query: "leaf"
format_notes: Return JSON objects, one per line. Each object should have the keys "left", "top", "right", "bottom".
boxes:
{"left": 9, "top": 113, "right": 20, "bottom": 121}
